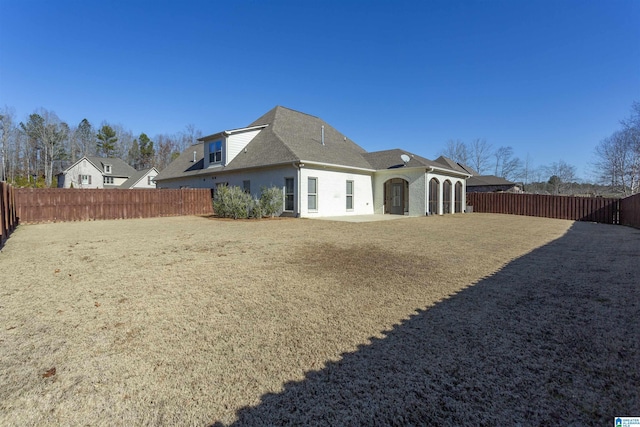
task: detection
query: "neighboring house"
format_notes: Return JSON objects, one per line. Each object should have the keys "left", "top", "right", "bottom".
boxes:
{"left": 433, "top": 156, "right": 522, "bottom": 193}
{"left": 57, "top": 157, "right": 155, "bottom": 189}
{"left": 466, "top": 175, "right": 523, "bottom": 193}
{"left": 120, "top": 167, "right": 159, "bottom": 189}
{"left": 154, "top": 106, "right": 470, "bottom": 217}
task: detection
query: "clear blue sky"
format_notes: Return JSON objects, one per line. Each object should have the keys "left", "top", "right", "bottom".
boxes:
{"left": 1, "top": 0, "right": 639, "bottom": 180}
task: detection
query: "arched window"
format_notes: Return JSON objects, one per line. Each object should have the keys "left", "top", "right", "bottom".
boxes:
{"left": 428, "top": 178, "right": 439, "bottom": 215}
{"left": 443, "top": 180, "right": 452, "bottom": 214}
{"left": 454, "top": 181, "right": 463, "bottom": 213}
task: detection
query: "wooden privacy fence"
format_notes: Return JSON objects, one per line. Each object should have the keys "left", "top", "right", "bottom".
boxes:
{"left": 620, "top": 192, "right": 640, "bottom": 229}
{"left": 1, "top": 182, "right": 18, "bottom": 247}
{"left": 466, "top": 192, "right": 620, "bottom": 224}
{"left": 14, "top": 188, "right": 213, "bottom": 224}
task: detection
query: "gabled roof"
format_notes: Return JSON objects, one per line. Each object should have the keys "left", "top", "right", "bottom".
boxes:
{"left": 85, "top": 157, "right": 136, "bottom": 177}
{"left": 155, "top": 106, "right": 465, "bottom": 182}
{"left": 363, "top": 149, "right": 445, "bottom": 170}
{"left": 226, "top": 106, "right": 372, "bottom": 171}
{"left": 120, "top": 167, "right": 158, "bottom": 188}
{"left": 433, "top": 156, "right": 479, "bottom": 175}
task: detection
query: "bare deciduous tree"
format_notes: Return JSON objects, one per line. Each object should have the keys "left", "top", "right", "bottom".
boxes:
{"left": 441, "top": 139, "right": 469, "bottom": 165}
{"left": 468, "top": 138, "right": 492, "bottom": 174}
{"left": 545, "top": 160, "right": 577, "bottom": 195}
{"left": 493, "top": 146, "right": 522, "bottom": 180}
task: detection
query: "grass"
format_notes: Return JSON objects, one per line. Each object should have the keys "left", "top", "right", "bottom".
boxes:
{"left": 0, "top": 214, "right": 637, "bottom": 425}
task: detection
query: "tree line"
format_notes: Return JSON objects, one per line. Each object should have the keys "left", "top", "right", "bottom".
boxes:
{"left": 441, "top": 101, "right": 640, "bottom": 197}
{"left": 0, "top": 106, "right": 202, "bottom": 187}
{"left": 439, "top": 138, "right": 579, "bottom": 195}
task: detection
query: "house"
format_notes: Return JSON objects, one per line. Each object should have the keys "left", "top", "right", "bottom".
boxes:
{"left": 120, "top": 167, "right": 159, "bottom": 189}
{"left": 154, "top": 106, "right": 470, "bottom": 217}
{"left": 466, "top": 175, "right": 523, "bottom": 193}
{"left": 57, "top": 157, "right": 156, "bottom": 189}
{"left": 433, "top": 156, "right": 522, "bottom": 193}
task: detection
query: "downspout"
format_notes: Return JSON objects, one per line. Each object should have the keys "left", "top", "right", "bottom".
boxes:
{"left": 293, "top": 162, "right": 302, "bottom": 218}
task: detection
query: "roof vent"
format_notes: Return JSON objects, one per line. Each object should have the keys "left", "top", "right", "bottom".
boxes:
{"left": 192, "top": 151, "right": 197, "bottom": 162}
{"left": 321, "top": 126, "right": 325, "bottom": 146}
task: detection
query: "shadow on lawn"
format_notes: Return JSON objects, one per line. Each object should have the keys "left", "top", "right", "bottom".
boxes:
{"left": 213, "top": 222, "right": 640, "bottom": 426}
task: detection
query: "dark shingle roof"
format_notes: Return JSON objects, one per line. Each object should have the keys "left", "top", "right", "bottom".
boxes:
{"left": 433, "top": 156, "right": 479, "bottom": 175}
{"left": 86, "top": 157, "right": 136, "bottom": 177}
{"left": 155, "top": 106, "right": 465, "bottom": 181}
{"left": 226, "top": 106, "right": 372, "bottom": 170}
{"left": 363, "top": 149, "right": 443, "bottom": 170}
{"left": 467, "top": 175, "right": 516, "bottom": 186}
{"left": 154, "top": 143, "right": 206, "bottom": 181}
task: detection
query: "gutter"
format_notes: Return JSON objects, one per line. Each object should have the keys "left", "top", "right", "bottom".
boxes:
{"left": 427, "top": 166, "right": 472, "bottom": 179}
{"left": 298, "top": 160, "right": 376, "bottom": 173}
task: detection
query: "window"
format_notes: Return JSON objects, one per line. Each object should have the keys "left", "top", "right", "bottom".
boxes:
{"left": 284, "top": 178, "right": 294, "bottom": 211}
{"left": 209, "top": 140, "right": 222, "bottom": 164}
{"left": 104, "top": 164, "right": 112, "bottom": 174}
{"left": 308, "top": 177, "right": 317, "bottom": 211}
{"left": 148, "top": 176, "right": 154, "bottom": 185}
{"left": 103, "top": 176, "right": 114, "bottom": 184}
{"left": 346, "top": 180, "right": 354, "bottom": 210}
{"left": 80, "top": 175, "right": 91, "bottom": 185}
{"left": 243, "top": 180, "right": 251, "bottom": 194}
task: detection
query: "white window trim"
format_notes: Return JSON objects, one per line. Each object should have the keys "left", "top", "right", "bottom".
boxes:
{"left": 209, "top": 141, "right": 223, "bottom": 165}
{"left": 104, "top": 164, "right": 112, "bottom": 174}
{"left": 308, "top": 177, "right": 318, "bottom": 212}
{"left": 284, "top": 177, "right": 295, "bottom": 212}
{"left": 346, "top": 180, "right": 354, "bottom": 211}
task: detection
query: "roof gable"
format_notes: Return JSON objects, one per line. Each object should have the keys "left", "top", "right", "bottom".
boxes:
{"left": 120, "top": 167, "right": 158, "bottom": 188}
{"left": 86, "top": 156, "right": 136, "bottom": 177}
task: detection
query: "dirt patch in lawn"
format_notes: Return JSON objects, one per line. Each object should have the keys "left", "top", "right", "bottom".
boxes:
{"left": 0, "top": 214, "right": 638, "bottom": 425}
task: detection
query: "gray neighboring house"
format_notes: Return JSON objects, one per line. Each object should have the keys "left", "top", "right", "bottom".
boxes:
{"left": 155, "top": 106, "right": 471, "bottom": 217}
{"left": 57, "top": 156, "right": 156, "bottom": 189}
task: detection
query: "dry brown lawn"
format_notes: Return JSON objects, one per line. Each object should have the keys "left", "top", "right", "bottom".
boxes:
{"left": 0, "top": 214, "right": 638, "bottom": 425}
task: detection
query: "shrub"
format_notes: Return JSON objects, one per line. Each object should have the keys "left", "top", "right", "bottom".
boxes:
{"left": 260, "top": 186, "right": 284, "bottom": 217}
{"left": 213, "top": 186, "right": 253, "bottom": 219}
{"left": 213, "top": 185, "right": 284, "bottom": 219}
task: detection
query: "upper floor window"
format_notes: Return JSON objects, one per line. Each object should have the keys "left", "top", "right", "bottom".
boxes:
{"left": 80, "top": 175, "right": 92, "bottom": 185}
{"left": 148, "top": 176, "right": 154, "bottom": 185}
{"left": 209, "top": 140, "right": 222, "bottom": 164}
{"left": 104, "top": 164, "right": 112, "bottom": 174}
{"left": 103, "top": 176, "right": 114, "bottom": 184}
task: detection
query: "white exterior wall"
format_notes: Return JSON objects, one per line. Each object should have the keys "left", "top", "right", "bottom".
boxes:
{"left": 227, "top": 130, "right": 262, "bottom": 164}
{"left": 299, "top": 167, "right": 374, "bottom": 217}
{"left": 156, "top": 165, "right": 300, "bottom": 213}
{"left": 62, "top": 159, "right": 103, "bottom": 188}
{"left": 130, "top": 170, "right": 158, "bottom": 189}
{"left": 425, "top": 172, "right": 466, "bottom": 215}
{"left": 371, "top": 168, "right": 426, "bottom": 216}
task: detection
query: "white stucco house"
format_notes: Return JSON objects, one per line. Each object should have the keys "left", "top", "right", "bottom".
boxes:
{"left": 154, "top": 106, "right": 470, "bottom": 217}
{"left": 57, "top": 156, "right": 157, "bottom": 189}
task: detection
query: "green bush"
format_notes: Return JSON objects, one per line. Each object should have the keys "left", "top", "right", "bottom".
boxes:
{"left": 260, "top": 186, "right": 284, "bottom": 217}
{"left": 213, "top": 185, "right": 284, "bottom": 219}
{"left": 213, "top": 186, "right": 253, "bottom": 219}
